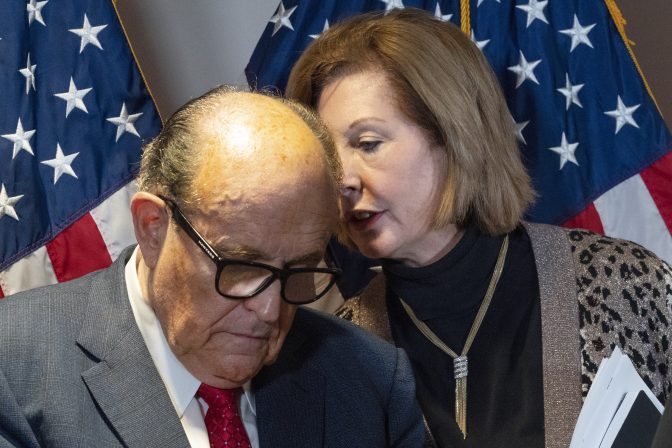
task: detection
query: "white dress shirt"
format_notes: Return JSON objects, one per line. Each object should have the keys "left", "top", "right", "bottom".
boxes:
{"left": 125, "top": 247, "right": 259, "bottom": 447}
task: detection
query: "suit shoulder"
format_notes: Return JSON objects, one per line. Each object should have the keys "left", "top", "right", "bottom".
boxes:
{"left": 1, "top": 268, "right": 99, "bottom": 304}
{"left": 0, "top": 269, "right": 103, "bottom": 339}
{"left": 288, "top": 308, "right": 406, "bottom": 389}
{"left": 293, "top": 307, "right": 398, "bottom": 355}
{"left": 274, "top": 308, "right": 411, "bottom": 403}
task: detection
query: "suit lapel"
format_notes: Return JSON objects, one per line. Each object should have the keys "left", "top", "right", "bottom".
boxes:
{"left": 77, "top": 248, "right": 190, "bottom": 448}
{"left": 254, "top": 313, "right": 325, "bottom": 447}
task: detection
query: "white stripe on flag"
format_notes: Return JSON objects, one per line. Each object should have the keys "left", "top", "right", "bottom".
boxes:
{"left": 594, "top": 174, "right": 672, "bottom": 263}
{"left": 0, "top": 246, "right": 58, "bottom": 296}
{"left": 90, "top": 182, "right": 139, "bottom": 262}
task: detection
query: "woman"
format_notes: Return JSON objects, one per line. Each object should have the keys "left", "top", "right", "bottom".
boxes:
{"left": 286, "top": 8, "right": 672, "bottom": 448}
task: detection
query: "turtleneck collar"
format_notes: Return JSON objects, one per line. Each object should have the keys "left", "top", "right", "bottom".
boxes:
{"left": 382, "top": 225, "right": 503, "bottom": 322}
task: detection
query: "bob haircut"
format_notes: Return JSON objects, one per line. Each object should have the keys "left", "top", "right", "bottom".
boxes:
{"left": 286, "top": 8, "right": 534, "bottom": 236}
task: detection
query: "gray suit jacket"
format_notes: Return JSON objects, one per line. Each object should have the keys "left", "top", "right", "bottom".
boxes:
{"left": 0, "top": 247, "right": 423, "bottom": 447}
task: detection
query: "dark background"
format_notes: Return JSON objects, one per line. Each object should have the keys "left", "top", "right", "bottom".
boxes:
{"left": 615, "top": 0, "right": 671, "bottom": 131}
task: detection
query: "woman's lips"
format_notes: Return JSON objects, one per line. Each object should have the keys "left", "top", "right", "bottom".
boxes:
{"left": 347, "top": 211, "right": 383, "bottom": 232}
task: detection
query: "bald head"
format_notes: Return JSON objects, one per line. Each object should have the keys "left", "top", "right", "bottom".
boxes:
{"left": 193, "top": 93, "right": 331, "bottom": 204}
{"left": 137, "top": 86, "right": 341, "bottom": 210}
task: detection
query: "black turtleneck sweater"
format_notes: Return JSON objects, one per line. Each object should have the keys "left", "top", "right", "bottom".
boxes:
{"left": 383, "top": 225, "right": 544, "bottom": 447}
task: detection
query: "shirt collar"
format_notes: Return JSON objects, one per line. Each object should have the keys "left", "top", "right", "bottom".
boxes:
{"left": 242, "top": 382, "right": 256, "bottom": 416}
{"left": 125, "top": 247, "right": 256, "bottom": 417}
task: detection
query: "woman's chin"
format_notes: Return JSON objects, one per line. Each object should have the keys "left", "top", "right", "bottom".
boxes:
{"left": 353, "top": 240, "right": 394, "bottom": 261}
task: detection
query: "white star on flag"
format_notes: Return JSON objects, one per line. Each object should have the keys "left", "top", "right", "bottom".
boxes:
{"left": 508, "top": 51, "right": 541, "bottom": 88}
{"left": 559, "top": 15, "right": 596, "bottom": 52}
{"left": 557, "top": 74, "right": 584, "bottom": 110}
{"left": 515, "top": 120, "right": 529, "bottom": 145}
{"left": 309, "top": 20, "right": 330, "bottom": 40}
{"left": 516, "top": 0, "right": 549, "bottom": 28}
{"left": 1, "top": 118, "right": 36, "bottom": 159}
{"left": 269, "top": 2, "right": 298, "bottom": 36}
{"left": 107, "top": 103, "right": 143, "bottom": 142}
{"left": 54, "top": 77, "right": 92, "bottom": 118}
{"left": 549, "top": 132, "right": 579, "bottom": 169}
{"left": 604, "top": 95, "right": 640, "bottom": 134}
{"left": 69, "top": 14, "right": 108, "bottom": 53}
{"left": 41, "top": 143, "right": 80, "bottom": 184}
{"left": 0, "top": 184, "right": 24, "bottom": 221}
{"left": 27, "top": 0, "right": 48, "bottom": 26}
{"left": 19, "top": 53, "right": 37, "bottom": 94}
{"left": 380, "top": 0, "right": 405, "bottom": 13}
{"left": 471, "top": 30, "right": 490, "bottom": 51}
{"left": 477, "top": 0, "right": 501, "bottom": 6}
{"left": 434, "top": 4, "right": 452, "bottom": 22}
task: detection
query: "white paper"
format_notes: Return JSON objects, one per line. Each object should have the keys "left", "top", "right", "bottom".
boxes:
{"left": 569, "top": 347, "right": 663, "bottom": 448}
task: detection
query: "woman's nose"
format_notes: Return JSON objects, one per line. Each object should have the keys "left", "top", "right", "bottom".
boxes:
{"left": 338, "top": 152, "right": 362, "bottom": 198}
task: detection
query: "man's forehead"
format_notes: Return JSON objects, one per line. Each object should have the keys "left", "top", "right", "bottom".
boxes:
{"left": 193, "top": 188, "right": 337, "bottom": 258}
{"left": 211, "top": 241, "right": 326, "bottom": 266}
{"left": 198, "top": 179, "right": 334, "bottom": 219}
{"left": 204, "top": 208, "right": 334, "bottom": 265}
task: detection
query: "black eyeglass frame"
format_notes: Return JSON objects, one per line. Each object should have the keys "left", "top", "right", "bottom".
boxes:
{"left": 157, "top": 195, "right": 342, "bottom": 304}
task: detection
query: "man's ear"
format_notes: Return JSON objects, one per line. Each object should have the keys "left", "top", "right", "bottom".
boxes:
{"left": 131, "top": 192, "right": 169, "bottom": 268}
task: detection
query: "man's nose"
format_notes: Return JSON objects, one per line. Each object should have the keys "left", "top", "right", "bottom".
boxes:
{"left": 244, "top": 279, "right": 283, "bottom": 323}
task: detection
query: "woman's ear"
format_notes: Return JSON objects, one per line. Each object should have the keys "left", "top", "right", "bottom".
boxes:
{"left": 131, "top": 192, "right": 168, "bottom": 268}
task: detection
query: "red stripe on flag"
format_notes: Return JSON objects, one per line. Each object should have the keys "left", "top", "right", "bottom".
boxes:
{"left": 0, "top": 286, "right": 4, "bottom": 299}
{"left": 639, "top": 150, "right": 672, "bottom": 235}
{"left": 46, "top": 213, "right": 113, "bottom": 283}
{"left": 562, "top": 202, "right": 605, "bottom": 234}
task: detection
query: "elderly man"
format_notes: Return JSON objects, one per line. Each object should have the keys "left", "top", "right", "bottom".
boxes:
{"left": 0, "top": 87, "right": 423, "bottom": 447}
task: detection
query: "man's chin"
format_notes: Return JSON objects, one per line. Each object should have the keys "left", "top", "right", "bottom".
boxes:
{"left": 208, "top": 362, "right": 264, "bottom": 388}
{"left": 180, "top": 351, "right": 263, "bottom": 386}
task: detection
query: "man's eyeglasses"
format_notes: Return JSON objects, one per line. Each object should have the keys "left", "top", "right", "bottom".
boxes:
{"left": 158, "top": 195, "right": 342, "bottom": 305}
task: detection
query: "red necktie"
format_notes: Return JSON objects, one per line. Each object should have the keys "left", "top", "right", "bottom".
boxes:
{"left": 198, "top": 383, "right": 252, "bottom": 448}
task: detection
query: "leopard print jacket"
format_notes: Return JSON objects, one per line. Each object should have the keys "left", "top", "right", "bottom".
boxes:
{"left": 571, "top": 229, "right": 672, "bottom": 401}
{"left": 336, "top": 224, "right": 672, "bottom": 447}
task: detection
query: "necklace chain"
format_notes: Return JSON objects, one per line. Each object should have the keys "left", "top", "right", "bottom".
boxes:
{"left": 399, "top": 234, "right": 509, "bottom": 439}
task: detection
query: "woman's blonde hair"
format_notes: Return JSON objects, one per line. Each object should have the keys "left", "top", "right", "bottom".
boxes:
{"left": 287, "top": 8, "right": 534, "bottom": 235}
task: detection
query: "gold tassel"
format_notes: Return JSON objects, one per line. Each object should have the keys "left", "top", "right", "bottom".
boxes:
{"left": 454, "top": 355, "right": 468, "bottom": 439}
{"left": 401, "top": 236, "right": 509, "bottom": 442}
{"left": 459, "top": 0, "right": 470, "bottom": 36}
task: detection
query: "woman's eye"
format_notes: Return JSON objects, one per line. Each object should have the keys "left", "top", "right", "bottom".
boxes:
{"left": 357, "top": 140, "right": 381, "bottom": 153}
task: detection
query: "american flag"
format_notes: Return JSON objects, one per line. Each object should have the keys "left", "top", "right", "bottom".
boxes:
{"left": 0, "top": 0, "right": 161, "bottom": 297}
{"left": 245, "top": 0, "right": 672, "bottom": 294}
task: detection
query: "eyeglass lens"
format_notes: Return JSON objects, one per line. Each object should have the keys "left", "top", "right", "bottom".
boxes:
{"left": 218, "top": 265, "right": 336, "bottom": 304}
